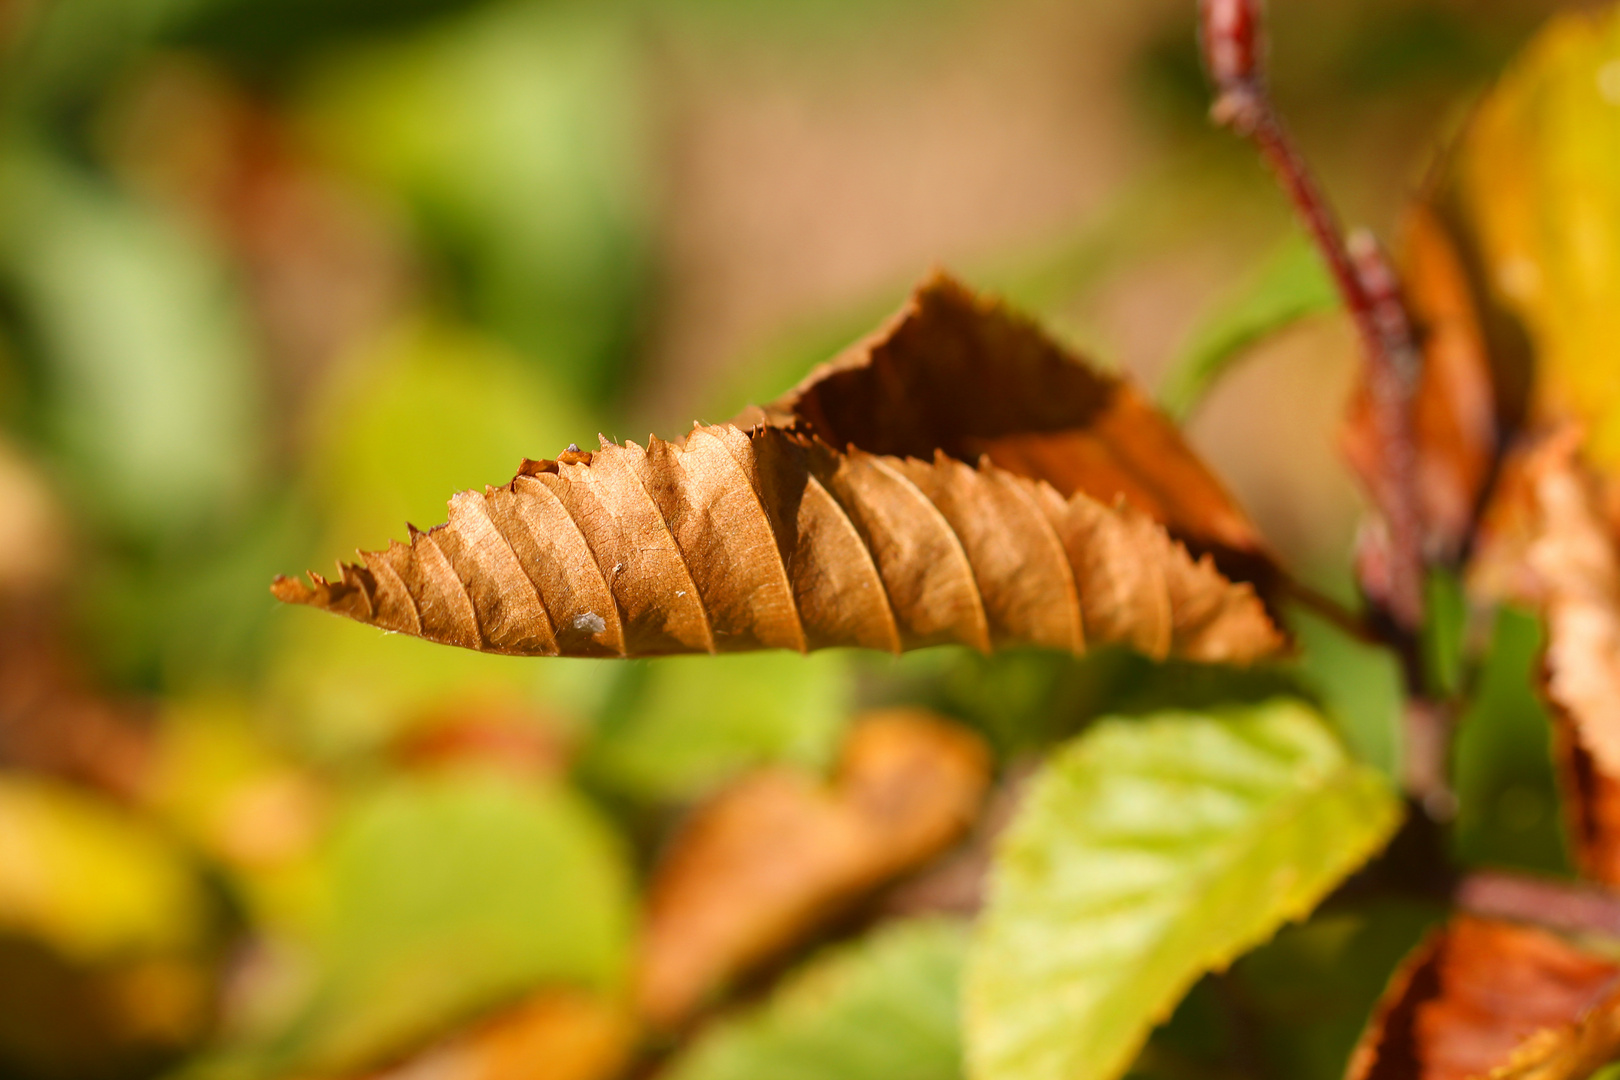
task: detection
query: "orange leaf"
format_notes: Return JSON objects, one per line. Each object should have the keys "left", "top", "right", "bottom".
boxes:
{"left": 1342, "top": 207, "right": 1499, "bottom": 561}
{"left": 1347, "top": 915, "right": 1620, "bottom": 1080}
{"left": 275, "top": 278, "right": 1283, "bottom": 663}
{"left": 634, "top": 709, "right": 988, "bottom": 1027}
{"left": 362, "top": 991, "right": 632, "bottom": 1080}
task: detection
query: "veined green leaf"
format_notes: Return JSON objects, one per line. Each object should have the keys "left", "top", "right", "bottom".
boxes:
{"left": 965, "top": 698, "right": 1400, "bottom": 1080}
{"left": 665, "top": 919, "right": 968, "bottom": 1080}
{"left": 1157, "top": 235, "right": 1338, "bottom": 422}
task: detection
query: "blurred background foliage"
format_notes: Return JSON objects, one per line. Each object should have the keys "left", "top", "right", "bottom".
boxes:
{"left": 0, "top": 0, "right": 1586, "bottom": 1077}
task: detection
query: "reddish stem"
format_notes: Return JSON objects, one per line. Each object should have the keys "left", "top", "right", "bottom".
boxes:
{"left": 1199, "top": 0, "right": 1426, "bottom": 633}
{"left": 1457, "top": 871, "right": 1620, "bottom": 941}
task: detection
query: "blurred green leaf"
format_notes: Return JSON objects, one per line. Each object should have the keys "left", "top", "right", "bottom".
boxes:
{"left": 300, "top": 2, "right": 651, "bottom": 406}
{"left": 271, "top": 314, "right": 610, "bottom": 755}
{"left": 0, "top": 776, "right": 212, "bottom": 965}
{"left": 583, "top": 650, "right": 853, "bottom": 802}
{"left": 223, "top": 770, "right": 633, "bottom": 1077}
{"left": 665, "top": 918, "right": 967, "bottom": 1080}
{"left": 965, "top": 698, "right": 1401, "bottom": 1080}
{"left": 301, "top": 315, "right": 587, "bottom": 554}
{"left": 1445, "top": 3, "right": 1620, "bottom": 466}
{"left": 1231, "top": 899, "right": 1440, "bottom": 1080}
{"left": 1451, "top": 606, "right": 1571, "bottom": 876}
{"left": 0, "top": 148, "right": 263, "bottom": 542}
{"left": 1290, "top": 604, "right": 1404, "bottom": 781}
{"left": 1157, "top": 234, "right": 1338, "bottom": 422}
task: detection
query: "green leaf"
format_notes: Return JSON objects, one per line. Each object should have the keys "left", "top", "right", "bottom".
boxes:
{"left": 582, "top": 650, "right": 853, "bottom": 802}
{"left": 299, "top": 3, "right": 651, "bottom": 405}
{"left": 0, "top": 148, "right": 263, "bottom": 541}
{"left": 1450, "top": 607, "right": 1570, "bottom": 876}
{"left": 1443, "top": 4, "right": 1620, "bottom": 466}
{"left": 224, "top": 771, "right": 634, "bottom": 1077}
{"left": 1156, "top": 235, "right": 1338, "bottom": 421}
{"left": 665, "top": 919, "right": 968, "bottom": 1080}
{"left": 965, "top": 698, "right": 1401, "bottom": 1080}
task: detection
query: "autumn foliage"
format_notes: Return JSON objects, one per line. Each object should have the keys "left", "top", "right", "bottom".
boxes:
{"left": 8, "top": 2, "right": 1620, "bottom": 1080}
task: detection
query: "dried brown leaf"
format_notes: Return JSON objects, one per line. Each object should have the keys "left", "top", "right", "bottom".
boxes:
{"left": 1469, "top": 429, "right": 1620, "bottom": 882}
{"left": 361, "top": 991, "right": 632, "bottom": 1080}
{"left": 1343, "top": 207, "right": 1499, "bottom": 561}
{"left": 275, "top": 279, "right": 1282, "bottom": 663}
{"left": 744, "top": 273, "right": 1272, "bottom": 577}
{"left": 1347, "top": 915, "right": 1620, "bottom": 1080}
{"left": 634, "top": 709, "right": 989, "bottom": 1027}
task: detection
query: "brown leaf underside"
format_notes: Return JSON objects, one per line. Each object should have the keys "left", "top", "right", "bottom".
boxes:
{"left": 744, "top": 274, "right": 1272, "bottom": 577}
{"left": 635, "top": 710, "right": 988, "bottom": 1028}
{"left": 274, "top": 277, "right": 1281, "bottom": 663}
{"left": 1348, "top": 916, "right": 1620, "bottom": 1080}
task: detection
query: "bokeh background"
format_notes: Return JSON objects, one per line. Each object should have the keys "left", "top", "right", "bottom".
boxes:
{"left": 0, "top": 1, "right": 1580, "bottom": 1078}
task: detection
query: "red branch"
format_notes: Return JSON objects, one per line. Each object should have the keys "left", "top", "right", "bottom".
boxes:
{"left": 1198, "top": 0, "right": 1426, "bottom": 633}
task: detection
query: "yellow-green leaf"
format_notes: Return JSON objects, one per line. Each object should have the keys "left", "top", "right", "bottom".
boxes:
{"left": 1449, "top": 5, "right": 1620, "bottom": 464}
{"left": 0, "top": 776, "right": 211, "bottom": 964}
{"left": 965, "top": 699, "right": 1401, "bottom": 1080}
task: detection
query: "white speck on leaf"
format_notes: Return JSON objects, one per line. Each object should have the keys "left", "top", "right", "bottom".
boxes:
{"left": 572, "top": 612, "right": 607, "bottom": 634}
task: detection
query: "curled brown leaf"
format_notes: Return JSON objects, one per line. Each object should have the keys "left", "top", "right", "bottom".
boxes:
{"left": 634, "top": 709, "right": 989, "bottom": 1028}
{"left": 745, "top": 273, "right": 1272, "bottom": 577}
{"left": 1470, "top": 429, "right": 1620, "bottom": 882}
{"left": 1348, "top": 915, "right": 1620, "bottom": 1080}
{"left": 275, "top": 279, "right": 1282, "bottom": 663}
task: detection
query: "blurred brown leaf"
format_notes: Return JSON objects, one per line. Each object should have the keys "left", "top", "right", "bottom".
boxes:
{"left": 0, "top": 611, "right": 152, "bottom": 801}
{"left": 1347, "top": 915, "right": 1620, "bottom": 1080}
{"left": 1343, "top": 207, "right": 1499, "bottom": 563}
{"left": 635, "top": 709, "right": 989, "bottom": 1028}
{"left": 275, "top": 277, "right": 1282, "bottom": 664}
{"left": 362, "top": 991, "right": 632, "bottom": 1080}
{"left": 1469, "top": 429, "right": 1620, "bottom": 883}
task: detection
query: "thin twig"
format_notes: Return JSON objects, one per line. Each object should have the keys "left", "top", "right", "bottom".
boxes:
{"left": 1199, "top": 0, "right": 1426, "bottom": 635}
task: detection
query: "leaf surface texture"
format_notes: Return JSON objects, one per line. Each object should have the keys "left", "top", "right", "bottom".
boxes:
{"left": 964, "top": 699, "right": 1401, "bottom": 1080}
{"left": 1348, "top": 916, "right": 1620, "bottom": 1080}
{"left": 275, "top": 277, "right": 1281, "bottom": 664}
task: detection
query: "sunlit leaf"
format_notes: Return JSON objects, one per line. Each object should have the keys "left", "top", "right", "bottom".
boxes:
{"left": 1445, "top": 4, "right": 1620, "bottom": 465}
{"left": 664, "top": 919, "right": 969, "bottom": 1080}
{"left": 275, "top": 276, "right": 1283, "bottom": 665}
{"left": 965, "top": 698, "right": 1401, "bottom": 1080}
